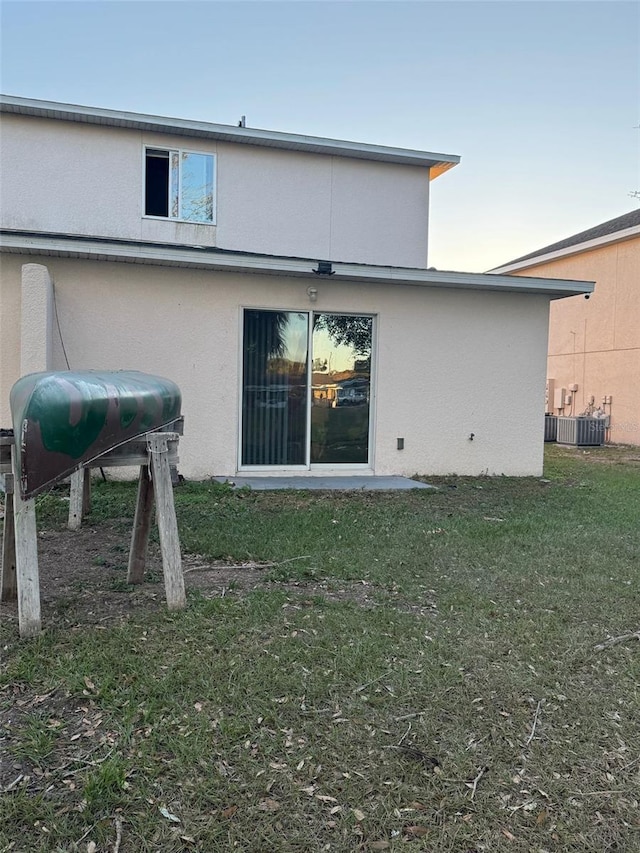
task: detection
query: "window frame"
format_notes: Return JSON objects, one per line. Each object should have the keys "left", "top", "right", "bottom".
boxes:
{"left": 143, "top": 145, "right": 217, "bottom": 225}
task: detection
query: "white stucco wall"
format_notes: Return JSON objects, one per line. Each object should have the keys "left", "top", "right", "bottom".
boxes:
{"left": 1, "top": 116, "right": 146, "bottom": 239}
{"left": 0, "top": 115, "right": 430, "bottom": 268}
{"left": 0, "top": 262, "right": 55, "bottom": 427}
{"left": 215, "top": 144, "right": 430, "bottom": 267}
{"left": 20, "top": 263, "right": 54, "bottom": 375}
{"left": 0, "top": 257, "right": 21, "bottom": 427}
{"left": 0, "top": 254, "right": 550, "bottom": 477}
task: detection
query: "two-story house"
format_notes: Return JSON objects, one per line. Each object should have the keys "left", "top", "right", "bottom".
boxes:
{"left": 0, "top": 95, "right": 593, "bottom": 479}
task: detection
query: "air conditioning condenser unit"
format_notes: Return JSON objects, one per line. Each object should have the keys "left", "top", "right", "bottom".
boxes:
{"left": 557, "top": 416, "right": 605, "bottom": 446}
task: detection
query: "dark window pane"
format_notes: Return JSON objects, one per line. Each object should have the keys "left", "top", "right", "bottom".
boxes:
{"left": 145, "top": 150, "right": 169, "bottom": 217}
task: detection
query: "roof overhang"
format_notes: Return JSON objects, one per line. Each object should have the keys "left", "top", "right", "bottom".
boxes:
{"left": 0, "top": 94, "right": 460, "bottom": 176}
{"left": 490, "top": 224, "right": 640, "bottom": 274}
{"left": 0, "top": 230, "right": 595, "bottom": 299}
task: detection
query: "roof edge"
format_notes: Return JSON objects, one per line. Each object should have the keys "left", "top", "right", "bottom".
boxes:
{"left": 490, "top": 224, "right": 640, "bottom": 274}
{"left": 1, "top": 229, "right": 594, "bottom": 298}
{"left": 0, "top": 94, "right": 460, "bottom": 173}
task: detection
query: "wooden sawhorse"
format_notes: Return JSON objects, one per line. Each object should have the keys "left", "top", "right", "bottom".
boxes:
{"left": 1, "top": 429, "right": 186, "bottom": 638}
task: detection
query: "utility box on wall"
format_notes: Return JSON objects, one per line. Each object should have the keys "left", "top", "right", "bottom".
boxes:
{"left": 545, "top": 378, "right": 555, "bottom": 414}
{"left": 557, "top": 416, "right": 605, "bottom": 447}
{"left": 553, "top": 387, "right": 566, "bottom": 410}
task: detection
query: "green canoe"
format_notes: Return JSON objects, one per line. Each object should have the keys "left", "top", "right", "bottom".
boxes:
{"left": 10, "top": 370, "right": 182, "bottom": 499}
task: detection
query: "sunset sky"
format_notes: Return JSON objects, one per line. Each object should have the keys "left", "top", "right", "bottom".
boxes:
{"left": 1, "top": 0, "right": 638, "bottom": 271}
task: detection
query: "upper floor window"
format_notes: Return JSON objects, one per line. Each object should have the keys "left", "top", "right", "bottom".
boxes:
{"left": 145, "top": 148, "right": 215, "bottom": 223}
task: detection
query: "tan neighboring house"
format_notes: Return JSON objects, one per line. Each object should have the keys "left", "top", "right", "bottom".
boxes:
{"left": 0, "top": 95, "right": 593, "bottom": 478}
{"left": 492, "top": 209, "right": 640, "bottom": 445}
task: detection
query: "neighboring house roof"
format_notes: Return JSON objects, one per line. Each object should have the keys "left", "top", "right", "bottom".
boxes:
{"left": 0, "top": 228, "right": 594, "bottom": 299}
{"left": 491, "top": 208, "right": 640, "bottom": 273}
{"left": 0, "top": 94, "right": 460, "bottom": 177}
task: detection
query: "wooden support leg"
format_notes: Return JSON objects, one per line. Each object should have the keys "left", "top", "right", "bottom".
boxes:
{"left": 1, "top": 485, "right": 17, "bottom": 601}
{"left": 11, "top": 445, "right": 41, "bottom": 637}
{"left": 82, "top": 468, "right": 92, "bottom": 516}
{"left": 127, "top": 465, "right": 154, "bottom": 584}
{"left": 147, "top": 434, "right": 185, "bottom": 611}
{"left": 69, "top": 468, "right": 92, "bottom": 530}
{"left": 68, "top": 468, "right": 84, "bottom": 530}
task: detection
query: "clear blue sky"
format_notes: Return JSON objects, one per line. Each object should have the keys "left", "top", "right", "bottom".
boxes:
{"left": 1, "top": 0, "right": 638, "bottom": 271}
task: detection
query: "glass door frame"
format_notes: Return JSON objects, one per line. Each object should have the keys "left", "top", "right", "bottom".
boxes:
{"left": 238, "top": 307, "right": 376, "bottom": 472}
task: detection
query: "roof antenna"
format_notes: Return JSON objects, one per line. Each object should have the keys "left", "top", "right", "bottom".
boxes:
{"left": 238, "top": 115, "right": 246, "bottom": 127}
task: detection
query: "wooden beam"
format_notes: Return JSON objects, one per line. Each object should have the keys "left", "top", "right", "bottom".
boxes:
{"left": 82, "top": 468, "right": 92, "bottom": 516}
{"left": 68, "top": 468, "right": 84, "bottom": 530}
{"left": 1, "top": 488, "right": 17, "bottom": 601}
{"left": 147, "top": 433, "right": 186, "bottom": 611}
{"left": 127, "top": 465, "right": 154, "bottom": 584}
{"left": 11, "top": 444, "right": 41, "bottom": 637}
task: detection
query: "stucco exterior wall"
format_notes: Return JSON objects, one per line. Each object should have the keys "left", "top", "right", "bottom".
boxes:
{"left": 0, "top": 257, "right": 21, "bottom": 427}
{"left": 0, "top": 254, "right": 550, "bottom": 477}
{"left": 0, "top": 262, "right": 55, "bottom": 427}
{"left": 0, "top": 115, "right": 430, "bottom": 268}
{"left": 510, "top": 238, "right": 640, "bottom": 445}
{"left": 20, "top": 263, "right": 54, "bottom": 375}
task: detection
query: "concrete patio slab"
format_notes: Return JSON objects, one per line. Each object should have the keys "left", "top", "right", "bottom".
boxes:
{"left": 212, "top": 476, "right": 434, "bottom": 491}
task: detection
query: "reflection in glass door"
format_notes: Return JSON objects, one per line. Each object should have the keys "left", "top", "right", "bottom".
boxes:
{"left": 241, "top": 310, "right": 373, "bottom": 467}
{"left": 311, "top": 314, "right": 372, "bottom": 464}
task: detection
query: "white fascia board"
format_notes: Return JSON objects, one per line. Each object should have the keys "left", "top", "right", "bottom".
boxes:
{"left": 0, "top": 232, "right": 594, "bottom": 298}
{"left": 490, "top": 225, "right": 640, "bottom": 274}
{"left": 0, "top": 232, "right": 315, "bottom": 275}
{"left": 0, "top": 94, "right": 460, "bottom": 173}
{"left": 334, "top": 263, "right": 594, "bottom": 297}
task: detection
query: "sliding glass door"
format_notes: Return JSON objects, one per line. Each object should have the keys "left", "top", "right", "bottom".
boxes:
{"left": 311, "top": 314, "right": 372, "bottom": 464}
{"left": 241, "top": 310, "right": 373, "bottom": 468}
{"left": 242, "top": 310, "right": 308, "bottom": 466}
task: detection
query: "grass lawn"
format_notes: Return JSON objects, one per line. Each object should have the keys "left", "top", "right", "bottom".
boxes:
{"left": 1, "top": 444, "right": 639, "bottom": 852}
